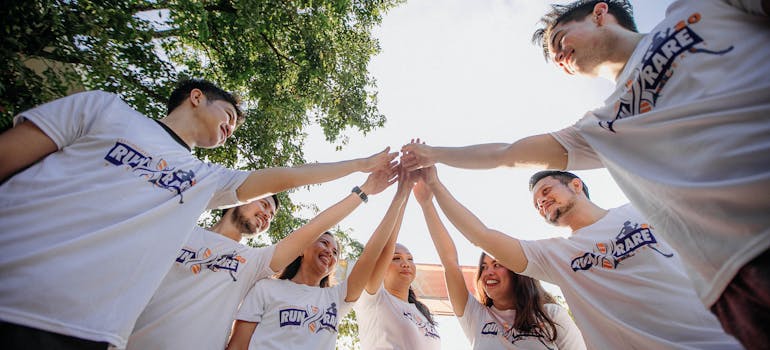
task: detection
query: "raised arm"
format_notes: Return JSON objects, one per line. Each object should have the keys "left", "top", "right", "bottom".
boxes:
{"left": 413, "top": 169, "right": 469, "bottom": 316}
{"left": 345, "top": 167, "right": 412, "bottom": 302}
{"left": 400, "top": 134, "right": 566, "bottom": 171}
{"left": 236, "top": 147, "right": 398, "bottom": 202}
{"left": 0, "top": 120, "right": 58, "bottom": 182}
{"left": 270, "top": 164, "right": 398, "bottom": 272}
{"left": 424, "top": 167, "right": 529, "bottom": 274}
{"left": 363, "top": 171, "right": 412, "bottom": 294}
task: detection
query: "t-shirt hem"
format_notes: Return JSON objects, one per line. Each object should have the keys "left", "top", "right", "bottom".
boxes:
{"left": 699, "top": 231, "right": 770, "bottom": 306}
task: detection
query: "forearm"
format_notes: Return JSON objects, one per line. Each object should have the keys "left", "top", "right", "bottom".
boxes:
{"left": 431, "top": 180, "right": 528, "bottom": 272}
{"left": 346, "top": 193, "right": 408, "bottom": 301}
{"left": 0, "top": 121, "right": 58, "bottom": 182}
{"left": 432, "top": 134, "right": 567, "bottom": 170}
{"left": 365, "top": 202, "right": 406, "bottom": 293}
{"left": 237, "top": 158, "right": 364, "bottom": 202}
{"left": 431, "top": 143, "right": 514, "bottom": 169}
{"left": 420, "top": 201, "right": 469, "bottom": 315}
{"left": 430, "top": 181, "right": 492, "bottom": 245}
{"left": 421, "top": 202, "right": 459, "bottom": 268}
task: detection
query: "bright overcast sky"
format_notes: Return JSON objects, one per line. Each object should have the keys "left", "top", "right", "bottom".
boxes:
{"left": 289, "top": 1, "right": 675, "bottom": 348}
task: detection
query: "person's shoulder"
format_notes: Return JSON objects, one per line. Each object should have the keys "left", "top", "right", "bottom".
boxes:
{"left": 611, "top": 203, "right": 642, "bottom": 217}
{"left": 542, "top": 302, "right": 569, "bottom": 316}
{"left": 70, "top": 90, "right": 121, "bottom": 101}
{"left": 252, "top": 277, "right": 284, "bottom": 290}
{"left": 66, "top": 90, "right": 137, "bottom": 115}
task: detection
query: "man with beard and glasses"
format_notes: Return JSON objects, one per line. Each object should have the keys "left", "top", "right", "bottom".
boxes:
{"left": 421, "top": 167, "right": 740, "bottom": 349}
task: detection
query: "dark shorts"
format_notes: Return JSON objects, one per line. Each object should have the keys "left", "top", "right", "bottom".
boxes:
{"left": 711, "top": 249, "right": 770, "bottom": 350}
{"left": 0, "top": 321, "right": 108, "bottom": 350}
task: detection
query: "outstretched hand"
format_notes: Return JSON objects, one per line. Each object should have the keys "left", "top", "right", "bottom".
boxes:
{"left": 400, "top": 138, "right": 434, "bottom": 172}
{"left": 360, "top": 161, "right": 399, "bottom": 196}
{"left": 362, "top": 147, "right": 399, "bottom": 173}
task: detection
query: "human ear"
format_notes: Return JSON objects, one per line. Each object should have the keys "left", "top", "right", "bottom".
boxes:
{"left": 593, "top": 2, "right": 609, "bottom": 25}
{"left": 189, "top": 89, "right": 204, "bottom": 107}
{"left": 570, "top": 178, "right": 583, "bottom": 194}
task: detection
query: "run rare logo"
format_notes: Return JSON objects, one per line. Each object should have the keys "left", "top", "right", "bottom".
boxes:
{"left": 570, "top": 221, "right": 674, "bottom": 272}
{"left": 279, "top": 303, "right": 340, "bottom": 334}
{"left": 403, "top": 311, "right": 440, "bottom": 339}
{"left": 104, "top": 141, "right": 197, "bottom": 203}
{"left": 480, "top": 321, "right": 554, "bottom": 349}
{"left": 601, "top": 12, "right": 733, "bottom": 132}
{"left": 176, "top": 247, "right": 246, "bottom": 282}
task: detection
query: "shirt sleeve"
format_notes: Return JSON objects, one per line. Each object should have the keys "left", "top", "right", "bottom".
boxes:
{"left": 334, "top": 281, "right": 356, "bottom": 319}
{"left": 456, "top": 292, "right": 483, "bottom": 342}
{"left": 519, "top": 239, "right": 560, "bottom": 285}
{"left": 352, "top": 284, "right": 382, "bottom": 315}
{"left": 14, "top": 90, "right": 116, "bottom": 150}
{"left": 550, "top": 121, "right": 604, "bottom": 171}
{"left": 545, "top": 303, "right": 587, "bottom": 350}
{"left": 243, "top": 245, "right": 278, "bottom": 287}
{"left": 206, "top": 166, "right": 251, "bottom": 210}
{"left": 236, "top": 279, "right": 269, "bottom": 323}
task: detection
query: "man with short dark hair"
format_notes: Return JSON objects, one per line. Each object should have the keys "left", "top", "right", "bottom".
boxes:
{"left": 401, "top": 1, "right": 770, "bottom": 346}
{"left": 0, "top": 79, "right": 397, "bottom": 349}
{"left": 419, "top": 166, "right": 740, "bottom": 349}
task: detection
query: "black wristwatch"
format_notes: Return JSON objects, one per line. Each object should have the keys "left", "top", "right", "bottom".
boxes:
{"left": 351, "top": 186, "right": 368, "bottom": 203}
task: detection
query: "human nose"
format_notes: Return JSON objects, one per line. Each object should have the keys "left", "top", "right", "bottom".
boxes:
{"left": 553, "top": 50, "right": 567, "bottom": 67}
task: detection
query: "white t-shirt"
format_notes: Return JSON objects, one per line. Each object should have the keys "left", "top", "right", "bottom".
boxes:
{"left": 520, "top": 204, "right": 741, "bottom": 350}
{"left": 353, "top": 286, "right": 441, "bottom": 350}
{"left": 551, "top": 0, "right": 770, "bottom": 307}
{"left": 235, "top": 278, "right": 354, "bottom": 350}
{"left": 459, "top": 295, "right": 585, "bottom": 350}
{"left": 0, "top": 91, "right": 250, "bottom": 347}
{"left": 124, "top": 227, "right": 276, "bottom": 350}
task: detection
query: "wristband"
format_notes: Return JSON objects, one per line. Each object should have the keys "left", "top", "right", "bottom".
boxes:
{"left": 351, "top": 186, "right": 368, "bottom": 203}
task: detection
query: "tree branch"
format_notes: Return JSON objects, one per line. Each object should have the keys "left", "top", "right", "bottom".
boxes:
{"left": 130, "top": 0, "right": 171, "bottom": 13}
{"left": 152, "top": 28, "right": 182, "bottom": 39}
{"left": 259, "top": 33, "right": 301, "bottom": 67}
{"left": 121, "top": 70, "right": 167, "bottom": 103}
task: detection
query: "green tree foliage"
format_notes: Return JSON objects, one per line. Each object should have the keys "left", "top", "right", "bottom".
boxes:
{"left": 3, "top": 0, "right": 402, "bottom": 347}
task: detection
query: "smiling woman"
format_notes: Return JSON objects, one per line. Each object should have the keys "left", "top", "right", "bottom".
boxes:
{"left": 415, "top": 173, "right": 586, "bottom": 350}
{"left": 226, "top": 165, "right": 416, "bottom": 350}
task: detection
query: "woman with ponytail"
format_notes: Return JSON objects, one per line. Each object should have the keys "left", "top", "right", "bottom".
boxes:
{"left": 415, "top": 166, "right": 585, "bottom": 349}
{"left": 353, "top": 171, "right": 440, "bottom": 350}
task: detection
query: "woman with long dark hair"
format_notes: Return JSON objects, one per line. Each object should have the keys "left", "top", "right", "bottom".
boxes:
{"left": 415, "top": 166, "right": 585, "bottom": 349}
{"left": 226, "top": 165, "right": 415, "bottom": 350}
